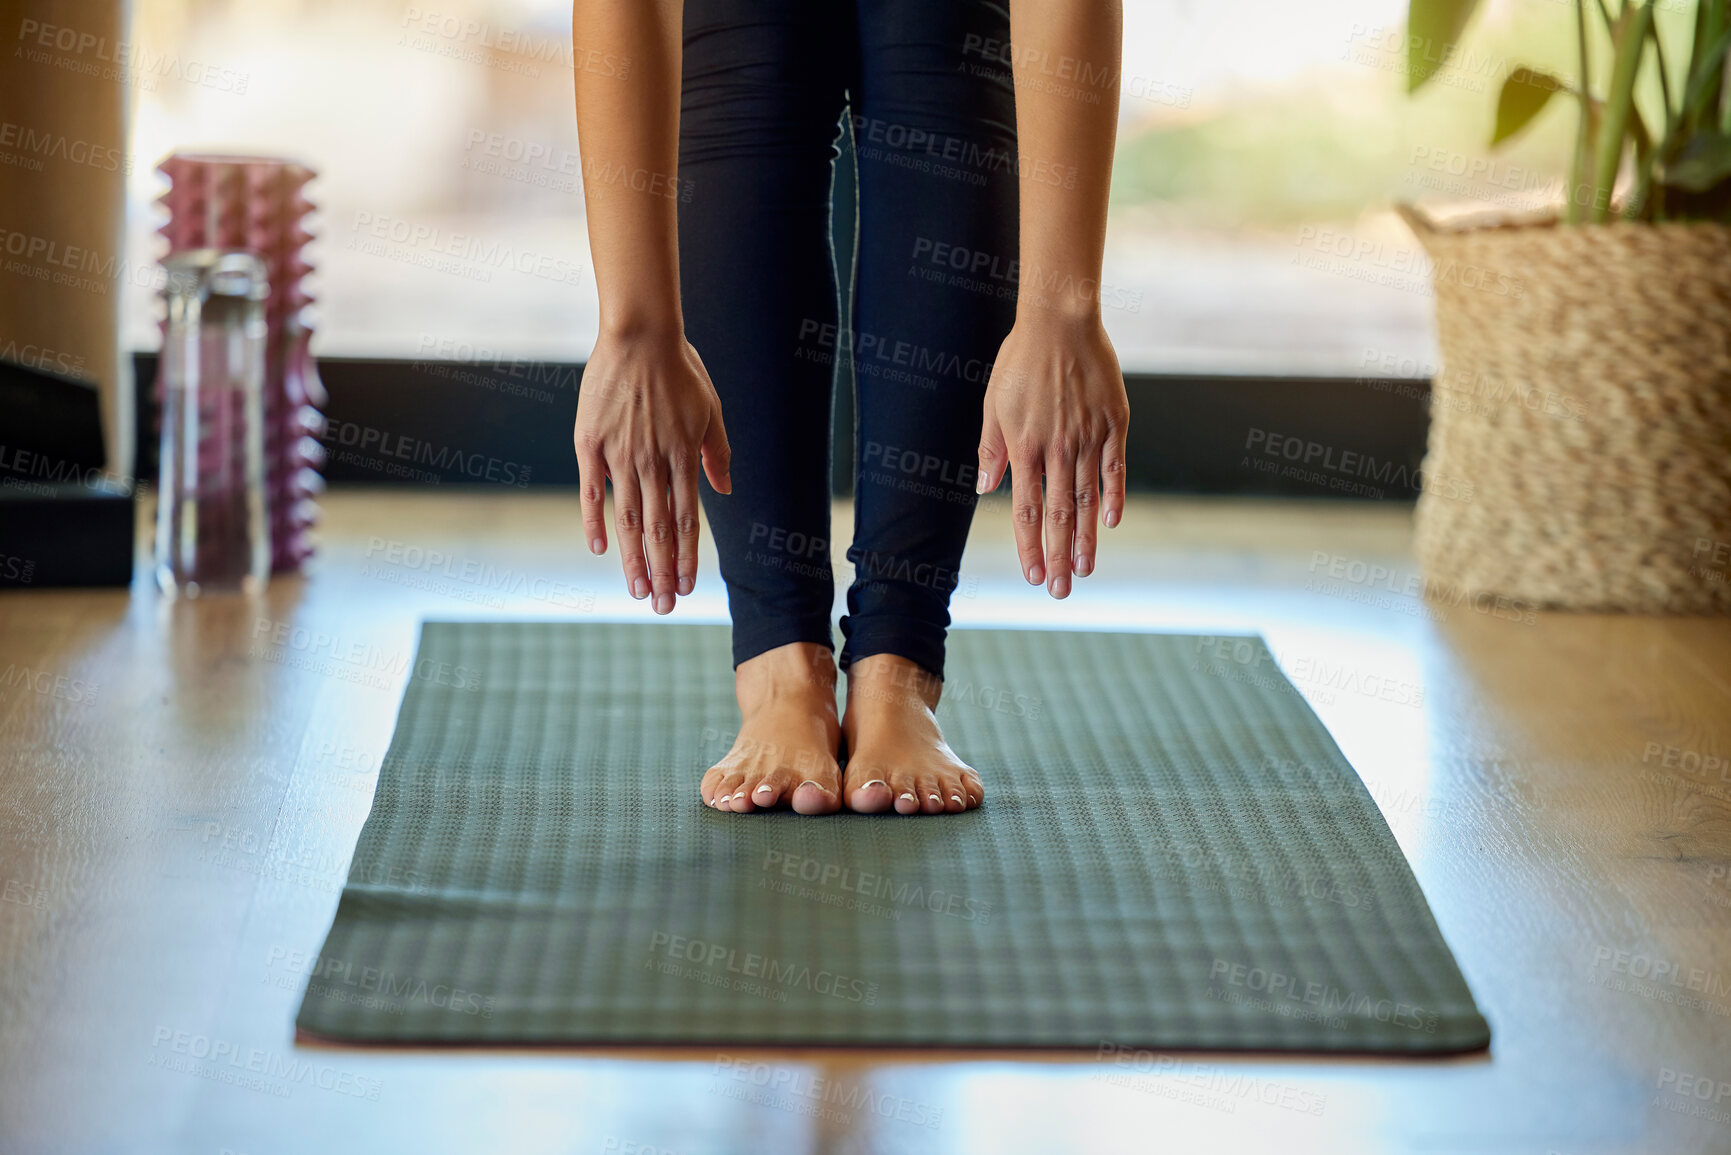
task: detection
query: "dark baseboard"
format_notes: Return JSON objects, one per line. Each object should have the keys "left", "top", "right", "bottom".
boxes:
{"left": 0, "top": 482, "right": 134, "bottom": 588}
{"left": 132, "top": 353, "right": 1430, "bottom": 501}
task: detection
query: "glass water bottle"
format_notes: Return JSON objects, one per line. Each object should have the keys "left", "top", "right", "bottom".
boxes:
{"left": 155, "top": 250, "right": 271, "bottom": 598}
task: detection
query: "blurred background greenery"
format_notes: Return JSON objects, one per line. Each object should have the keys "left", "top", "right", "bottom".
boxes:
{"left": 123, "top": 0, "right": 1697, "bottom": 374}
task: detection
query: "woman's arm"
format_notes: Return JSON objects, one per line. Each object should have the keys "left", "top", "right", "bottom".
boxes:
{"left": 572, "top": 0, "right": 730, "bottom": 615}
{"left": 975, "top": 0, "right": 1130, "bottom": 601}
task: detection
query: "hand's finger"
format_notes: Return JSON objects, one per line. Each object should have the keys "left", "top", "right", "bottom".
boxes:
{"left": 610, "top": 456, "right": 650, "bottom": 601}
{"left": 575, "top": 431, "right": 608, "bottom": 555}
{"left": 1043, "top": 448, "right": 1078, "bottom": 599}
{"left": 638, "top": 457, "right": 678, "bottom": 615}
{"left": 701, "top": 399, "right": 732, "bottom": 494}
{"left": 1103, "top": 412, "right": 1128, "bottom": 529}
{"left": 976, "top": 402, "right": 1009, "bottom": 495}
{"left": 671, "top": 452, "right": 701, "bottom": 597}
{"left": 1073, "top": 442, "right": 1101, "bottom": 579}
{"left": 1009, "top": 451, "right": 1045, "bottom": 586}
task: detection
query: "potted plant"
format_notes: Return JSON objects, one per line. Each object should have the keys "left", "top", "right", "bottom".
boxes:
{"left": 1400, "top": 0, "right": 1731, "bottom": 612}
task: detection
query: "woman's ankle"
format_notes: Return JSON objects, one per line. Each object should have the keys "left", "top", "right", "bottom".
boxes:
{"left": 736, "top": 641, "right": 837, "bottom": 712}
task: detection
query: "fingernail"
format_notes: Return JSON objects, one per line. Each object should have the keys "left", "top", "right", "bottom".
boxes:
{"left": 677, "top": 575, "right": 693, "bottom": 595}
{"left": 632, "top": 577, "right": 649, "bottom": 599}
{"left": 1051, "top": 575, "right": 1070, "bottom": 599}
{"left": 1027, "top": 563, "right": 1044, "bottom": 585}
{"left": 1105, "top": 509, "right": 1119, "bottom": 528}
{"left": 1076, "top": 554, "right": 1093, "bottom": 577}
{"left": 975, "top": 474, "right": 988, "bottom": 494}
{"left": 589, "top": 537, "right": 605, "bottom": 555}
{"left": 654, "top": 593, "right": 673, "bottom": 614}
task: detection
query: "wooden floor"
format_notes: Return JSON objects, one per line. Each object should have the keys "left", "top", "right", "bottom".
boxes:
{"left": 2, "top": 490, "right": 1728, "bottom": 1155}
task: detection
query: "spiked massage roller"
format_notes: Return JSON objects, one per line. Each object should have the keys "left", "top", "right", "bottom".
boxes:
{"left": 154, "top": 153, "right": 324, "bottom": 574}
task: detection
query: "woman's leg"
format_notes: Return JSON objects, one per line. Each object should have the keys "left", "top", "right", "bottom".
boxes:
{"left": 839, "top": 0, "right": 1019, "bottom": 814}
{"left": 678, "top": 0, "right": 855, "bottom": 813}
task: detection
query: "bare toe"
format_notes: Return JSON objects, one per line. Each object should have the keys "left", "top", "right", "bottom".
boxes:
{"left": 888, "top": 771, "right": 921, "bottom": 816}
{"left": 938, "top": 774, "right": 968, "bottom": 813}
{"left": 791, "top": 778, "right": 840, "bottom": 815}
{"left": 844, "top": 766, "right": 894, "bottom": 813}
{"left": 962, "top": 770, "right": 985, "bottom": 808}
{"left": 748, "top": 773, "right": 788, "bottom": 809}
{"left": 699, "top": 642, "right": 843, "bottom": 815}
{"left": 710, "top": 770, "right": 746, "bottom": 811}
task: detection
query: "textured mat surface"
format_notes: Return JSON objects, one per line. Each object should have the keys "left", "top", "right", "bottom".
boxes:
{"left": 296, "top": 622, "right": 1489, "bottom": 1052}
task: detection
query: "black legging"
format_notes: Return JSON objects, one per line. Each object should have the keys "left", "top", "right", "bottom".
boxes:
{"left": 678, "top": 0, "right": 1018, "bottom": 679}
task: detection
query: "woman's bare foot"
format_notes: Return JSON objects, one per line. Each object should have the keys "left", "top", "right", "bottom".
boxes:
{"left": 841, "top": 654, "right": 984, "bottom": 816}
{"left": 700, "top": 642, "right": 843, "bottom": 815}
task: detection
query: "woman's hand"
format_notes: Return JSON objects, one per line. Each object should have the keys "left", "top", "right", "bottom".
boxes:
{"left": 574, "top": 327, "right": 732, "bottom": 615}
{"left": 975, "top": 313, "right": 1128, "bottom": 599}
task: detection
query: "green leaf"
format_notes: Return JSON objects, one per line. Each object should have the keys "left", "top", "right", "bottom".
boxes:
{"left": 1662, "top": 131, "right": 1731, "bottom": 191}
{"left": 1492, "top": 67, "right": 1568, "bottom": 146}
{"left": 1590, "top": 1, "right": 1654, "bottom": 222}
{"left": 1407, "top": 0, "right": 1485, "bottom": 92}
{"left": 1681, "top": 23, "right": 1731, "bottom": 132}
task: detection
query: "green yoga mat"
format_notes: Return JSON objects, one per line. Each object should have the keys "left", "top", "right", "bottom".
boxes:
{"left": 295, "top": 622, "right": 1489, "bottom": 1053}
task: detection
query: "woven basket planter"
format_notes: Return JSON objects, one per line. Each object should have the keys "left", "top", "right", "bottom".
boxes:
{"left": 1400, "top": 206, "right": 1731, "bottom": 613}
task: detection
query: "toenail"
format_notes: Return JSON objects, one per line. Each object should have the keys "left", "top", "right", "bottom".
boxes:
{"left": 863, "top": 779, "right": 887, "bottom": 790}
{"left": 798, "top": 779, "right": 826, "bottom": 793}
{"left": 754, "top": 784, "right": 773, "bottom": 795}
{"left": 950, "top": 794, "right": 963, "bottom": 805}
{"left": 899, "top": 792, "right": 916, "bottom": 803}
{"left": 928, "top": 793, "right": 941, "bottom": 803}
